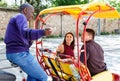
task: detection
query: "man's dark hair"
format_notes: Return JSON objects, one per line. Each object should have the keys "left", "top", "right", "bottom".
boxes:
{"left": 86, "top": 28, "right": 95, "bottom": 40}
{"left": 19, "top": 3, "right": 33, "bottom": 12}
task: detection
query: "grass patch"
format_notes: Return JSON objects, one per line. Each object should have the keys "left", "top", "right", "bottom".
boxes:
{"left": 101, "top": 32, "right": 110, "bottom": 35}
{"left": 0, "top": 37, "right": 4, "bottom": 41}
{"left": 43, "top": 35, "right": 60, "bottom": 38}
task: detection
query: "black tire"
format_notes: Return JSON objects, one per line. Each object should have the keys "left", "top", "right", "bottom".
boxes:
{"left": 0, "top": 70, "right": 16, "bottom": 81}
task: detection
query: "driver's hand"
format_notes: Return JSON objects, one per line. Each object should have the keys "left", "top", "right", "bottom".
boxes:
{"left": 44, "top": 28, "right": 52, "bottom": 36}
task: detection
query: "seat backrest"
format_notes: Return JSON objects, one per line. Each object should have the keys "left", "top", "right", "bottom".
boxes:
{"left": 92, "top": 71, "right": 113, "bottom": 81}
{"left": 42, "top": 54, "right": 80, "bottom": 81}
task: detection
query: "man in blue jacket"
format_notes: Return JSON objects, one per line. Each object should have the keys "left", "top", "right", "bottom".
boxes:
{"left": 4, "top": 3, "right": 52, "bottom": 81}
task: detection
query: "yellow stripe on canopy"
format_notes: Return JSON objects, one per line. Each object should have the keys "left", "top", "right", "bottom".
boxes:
{"left": 82, "top": 2, "right": 111, "bottom": 11}
{"left": 82, "top": 2, "right": 120, "bottom": 18}
{"left": 39, "top": 2, "right": 120, "bottom": 18}
{"left": 93, "top": 10, "right": 120, "bottom": 18}
{"left": 39, "top": 5, "right": 82, "bottom": 15}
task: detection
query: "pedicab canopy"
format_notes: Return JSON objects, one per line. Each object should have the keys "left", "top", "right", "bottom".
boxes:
{"left": 39, "top": 2, "right": 120, "bottom": 18}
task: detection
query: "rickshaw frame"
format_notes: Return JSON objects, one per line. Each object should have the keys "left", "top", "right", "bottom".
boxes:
{"left": 35, "top": 2, "right": 120, "bottom": 81}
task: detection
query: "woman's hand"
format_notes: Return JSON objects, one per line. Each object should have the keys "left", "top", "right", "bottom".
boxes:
{"left": 61, "top": 58, "right": 73, "bottom": 63}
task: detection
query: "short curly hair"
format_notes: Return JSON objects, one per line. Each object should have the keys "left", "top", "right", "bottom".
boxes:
{"left": 86, "top": 28, "right": 95, "bottom": 40}
{"left": 19, "top": 3, "right": 33, "bottom": 12}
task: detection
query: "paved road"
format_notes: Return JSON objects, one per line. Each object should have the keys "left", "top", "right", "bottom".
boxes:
{"left": 1, "top": 35, "right": 120, "bottom": 81}
{"left": 0, "top": 41, "right": 52, "bottom": 81}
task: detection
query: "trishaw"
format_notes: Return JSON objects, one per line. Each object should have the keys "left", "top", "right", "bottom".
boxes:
{"left": 35, "top": 2, "right": 120, "bottom": 81}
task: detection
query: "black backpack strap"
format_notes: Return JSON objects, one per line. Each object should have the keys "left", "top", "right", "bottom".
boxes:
{"left": 47, "top": 58, "right": 61, "bottom": 79}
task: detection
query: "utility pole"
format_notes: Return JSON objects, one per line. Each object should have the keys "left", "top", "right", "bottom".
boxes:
{"left": 60, "top": 14, "right": 63, "bottom": 37}
{"left": 97, "top": 19, "right": 101, "bottom": 35}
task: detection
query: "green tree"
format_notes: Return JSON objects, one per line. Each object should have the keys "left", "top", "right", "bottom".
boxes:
{"left": 109, "top": 0, "right": 120, "bottom": 30}
{"left": 0, "top": 0, "right": 7, "bottom": 7}
{"left": 109, "top": 0, "right": 120, "bottom": 12}
{"left": 48, "top": 0, "right": 88, "bottom": 7}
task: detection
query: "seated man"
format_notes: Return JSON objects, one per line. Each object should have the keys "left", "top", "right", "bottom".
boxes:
{"left": 80, "top": 28, "right": 107, "bottom": 76}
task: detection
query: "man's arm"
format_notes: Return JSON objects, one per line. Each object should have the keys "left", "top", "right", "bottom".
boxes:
{"left": 16, "top": 14, "right": 51, "bottom": 40}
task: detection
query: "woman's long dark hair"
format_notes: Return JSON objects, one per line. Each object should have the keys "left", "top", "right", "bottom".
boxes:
{"left": 63, "top": 32, "right": 75, "bottom": 49}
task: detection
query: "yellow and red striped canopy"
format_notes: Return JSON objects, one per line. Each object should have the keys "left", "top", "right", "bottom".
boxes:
{"left": 39, "top": 2, "right": 120, "bottom": 18}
